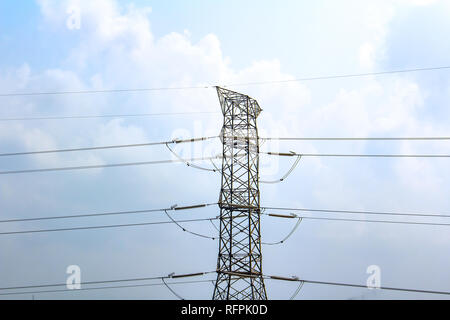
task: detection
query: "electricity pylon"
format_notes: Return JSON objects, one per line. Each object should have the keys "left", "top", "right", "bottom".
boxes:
{"left": 213, "top": 86, "right": 267, "bottom": 300}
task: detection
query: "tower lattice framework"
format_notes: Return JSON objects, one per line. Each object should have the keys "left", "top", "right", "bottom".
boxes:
{"left": 213, "top": 86, "right": 267, "bottom": 300}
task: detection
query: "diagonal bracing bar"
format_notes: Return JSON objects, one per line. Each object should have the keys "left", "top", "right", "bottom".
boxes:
{"left": 213, "top": 86, "right": 267, "bottom": 300}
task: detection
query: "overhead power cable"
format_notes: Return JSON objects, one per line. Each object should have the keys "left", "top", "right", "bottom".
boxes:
{"left": 165, "top": 143, "right": 219, "bottom": 172}
{"left": 0, "top": 111, "right": 219, "bottom": 122}
{"left": 262, "top": 206, "right": 450, "bottom": 219}
{"left": 290, "top": 281, "right": 305, "bottom": 300}
{"left": 260, "top": 155, "right": 302, "bottom": 184}
{"left": 3, "top": 205, "right": 450, "bottom": 236}
{"left": 0, "top": 208, "right": 167, "bottom": 224}
{"left": 0, "top": 203, "right": 216, "bottom": 224}
{"left": 5, "top": 271, "right": 448, "bottom": 297}
{"left": 162, "top": 277, "right": 185, "bottom": 300}
{"left": 0, "top": 155, "right": 223, "bottom": 175}
{"left": 172, "top": 147, "right": 302, "bottom": 184}
{"left": 225, "top": 65, "right": 450, "bottom": 87}
{"left": 264, "top": 213, "right": 450, "bottom": 227}
{"left": 261, "top": 136, "right": 450, "bottom": 141}
{"left": 1, "top": 65, "right": 449, "bottom": 97}
{"left": 0, "top": 279, "right": 214, "bottom": 297}
{"left": 0, "top": 217, "right": 219, "bottom": 236}
{"left": 267, "top": 275, "right": 450, "bottom": 296}
{"left": 260, "top": 205, "right": 450, "bottom": 245}
{"left": 163, "top": 209, "right": 216, "bottom": 240}
{"left": 3, "top": 203, "right": 450, "bottom": 236}
{"left": 209, "top": 220, "right": 220, "bottom": 232}
{"left": 0, "top": 136, "right": 218, "bottom": 157}
{"left": 262, "top": 217, "right": 303, "bottom": 246}
{"left": 0, "top": 85, "right": 211, "bottom": 97}
{"left": 263, "top": 151, "right": 450, "bottom": 158}
{"left": 4, "top": 136, "right": 448, "bottom": 159}
{"left": 0, "top": 271, "right": 214, "bottom": 292}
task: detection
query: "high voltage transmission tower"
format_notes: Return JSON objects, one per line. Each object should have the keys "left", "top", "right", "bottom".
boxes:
{"left": 213, "top": 87, "right": 267, "bottom": 300}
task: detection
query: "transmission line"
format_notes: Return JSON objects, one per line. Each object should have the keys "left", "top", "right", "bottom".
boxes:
{"left": 165, "top": 143, "right": 219, "bottom": 172}
{"left": 267, "top": 275, "right": 450, "bottom": 296}
{"left": 3, "top": 271, "right": 449, "bottom": 297}
{"left": 2, "top": 134, "right": 448, "bottom": 158}
{"left": 264, "top": 213, "right": 450, "bottom": 227}
{"left": 1, "top": 65, "right": 449, "bottom": 97}
{"left": 0, "top": 136, "right": 218, "bottom": 157}
{"left": 0, "top": 155, "right": 222, "bottom": 175}
{"left": 0, "top": 271, "right": 214, "bottom": 291}
{"left": 0, "top": 208, "right": 167, "bottom": 224}
{"left": 0, "top": 111, "right": 219, "bottom": 122}
{"left": 262, "top": 217, "right": 303, "bottom": 246}
{"left": 3, "top": 203, "right": 450, "bottom": 236}
{"left": 162, "top": 277, "right": 186, "bottom": 300}
{"left": 3, "top": 212, "right": 448, "bottom": 237}
{"left": 0, "top": 85, "right": 211, "bottom": 97}
{"left": 263, "top": 151, "right": 450, "bottom": 158}
{"left": 0, "top": 203, "right": 216, "bottom": 224}
{"left": 260, "top": 155, "right": 302, "bottom": 184}
{"left": 0, "top": 217, "right": 219, "bottom": 236}
{"left": 290, "top": 281, "right": 305, "bottom": 300}
{"left": 0, "top": 279, "right": 214, "bottom": 297}
{"left": 261, "top": 136, "right": 450, "bottom": 141}
{"left": 163, "top": 209, "right": 216, "bottom": 240}
{"left": 226, "top": 65, "right": 450, "bottom": 87}
{"left": 262, "top": 206, "right": 450, "bottom": 219}
{"left": 257, "top": 150, "right": 450, "bottom": 182}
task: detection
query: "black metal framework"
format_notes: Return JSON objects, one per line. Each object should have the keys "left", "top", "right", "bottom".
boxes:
{"left": 213, "top": 87, "right": 267, "bottom": 300}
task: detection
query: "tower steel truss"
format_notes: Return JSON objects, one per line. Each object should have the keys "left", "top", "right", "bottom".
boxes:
{"left": 213, "top": 86, "right": 267, "bottom": 300}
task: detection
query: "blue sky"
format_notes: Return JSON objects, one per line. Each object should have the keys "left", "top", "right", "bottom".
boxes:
{"left": 0, "top": 0, "right": 450, "bottom": 300}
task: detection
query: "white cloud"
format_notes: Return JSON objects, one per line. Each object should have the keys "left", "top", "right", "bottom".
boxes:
{"left": 27, "top": 0, "right": 450, "bottom": 231}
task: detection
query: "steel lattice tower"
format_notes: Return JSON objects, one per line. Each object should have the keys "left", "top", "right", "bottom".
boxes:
{"left": 213, "top": 86, "right": 267, "bottom": 300}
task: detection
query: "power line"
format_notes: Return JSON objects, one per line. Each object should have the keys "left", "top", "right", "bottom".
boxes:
{"left": 262, "top": 206, "right": 450, "bottom": 219}
{"left": 162, "top": 277, "right": 186, "bottom": 300}
{"left": 226, "top": 65, "right": 450, "bottom": 87}
{"left": 1, "top": 65, "right": 449, "bottom": 97}
{"left": 4, "top": 271, "right": 449, "bottom": 297}
{"left": 0, "top": 217, "right": 219, "bottom": 236}
{"left": 0, "top": 136, "right": 218, "bottom": 157}
{"left": 0, "top": 208, "right": 166, "bottom": 224}
{"left": 260, "top": 155, "right": 302, "bottom": 184}
{"left": 264, "top": 213, "right": 450, "bottom": 227}
{"left": 261, "top": 136, "right": 450, "bottom": 141}
{"left": 163, "top": 209, "right": 216, "bottom": 240}
{"left": 262, "top": 217, "right": 303, "bottom": 246}
{"left": 267, "top": 275, "right": 450, "bottom": 296}
{"left": 166, "top": 142, "right": 219, "bottom": 172}
{"left": 0, "top": 155, "right": 222, "bottom": 175}
{"left": 0, "top": 85, "right": 211, "bottom": 97}
{"left": 4, "top": 209, "right": 447, "bottom": 237}
{"left": 0, "top": 203, "right": 216, "bottom": 224}
{"left": 0, "top": 279, "right": 214, "bottom": 297}
{"left": 174, "top": 146, "right": 305, "bottom": 183}
{"left": 0, "top": 111, "right": 219, "bottom": 121}
{"left": 4, "top": 135, "right": 447, "bottom": 159}
{"left": 263, "top": 151, "right": 450, "bottom": 158}
{"left": 290, "top": 281, "right": 305, "bottom": 300}
{"left": 0, "top": 271, "right": 214, "bottom": 291}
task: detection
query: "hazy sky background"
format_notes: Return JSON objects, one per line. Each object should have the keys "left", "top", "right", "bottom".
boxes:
{"left": 1, "top": 0, "right": 450, "bottom": 299}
